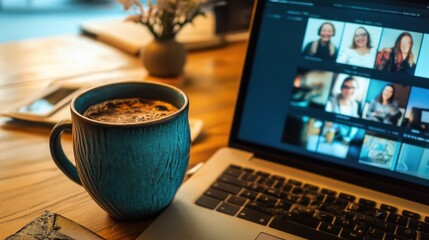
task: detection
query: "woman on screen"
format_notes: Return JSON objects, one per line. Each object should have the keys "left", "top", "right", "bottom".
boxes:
{"left": 303, "top": 22, "right": 338, "bottom": 60}
{"left": 337, "top": 26, "right": 375, "bottom": 68}
{"left": 375, "top": 32, "right": 416, "bottom": 74}
{"left": 365, "top": 84, "right": 402, "bottom": 124}
{"left": 325, "top": 76, "right": 360, "bottom": 118}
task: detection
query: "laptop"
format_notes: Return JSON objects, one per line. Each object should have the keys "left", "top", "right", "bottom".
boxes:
{"left": 139, "top": 0, "right": 429, "bottom": 239}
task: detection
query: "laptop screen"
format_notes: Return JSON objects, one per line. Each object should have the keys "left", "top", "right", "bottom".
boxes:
{"left": 231, "top": 0, "right": 429, "bottom": 201}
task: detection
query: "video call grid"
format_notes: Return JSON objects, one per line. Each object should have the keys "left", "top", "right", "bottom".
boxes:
{"left": 280, "top": 16, "right": 429, "bottom": 183}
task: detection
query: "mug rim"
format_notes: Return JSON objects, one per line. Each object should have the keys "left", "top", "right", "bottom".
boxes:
{"left": 70, "top": 80, "right": 189, "bottom": 126}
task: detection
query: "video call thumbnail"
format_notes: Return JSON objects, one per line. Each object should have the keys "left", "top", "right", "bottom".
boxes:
{"left": 415, "top": 34, "right": 429, "bottom": 78}
{"left": 358, "top": 133, "right": 401, "bottom": 170}
{"left": 336, "top": 23, "right": 382, "bottom": 69}
{"left": 282, "top": 114, "right": 365, "bottom": 160}
{"left": 325, "top": 73, "right": 369, "bottom": 118}
{"left": 301, "top": 18, "right": 343, "bottom": 61}
{"left": 396, "top": 142, "right": 429, "bottom": 180}
{"left": 402, "top": 87, "right": 429, "bottom": 132}
{"left": 362, "top": 80, "right": 410, "bottom": 126}
{"left": 290, "top": 68, "right": 334, "bottom": 109}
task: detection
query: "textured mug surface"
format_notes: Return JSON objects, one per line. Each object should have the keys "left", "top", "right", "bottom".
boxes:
{"left": 49, "top": 81, "right": 191, "bottom": 221}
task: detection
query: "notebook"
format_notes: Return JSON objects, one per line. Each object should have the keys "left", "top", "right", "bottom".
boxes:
{"left": 139, "top": 0, "right": 429, "bottom": 239}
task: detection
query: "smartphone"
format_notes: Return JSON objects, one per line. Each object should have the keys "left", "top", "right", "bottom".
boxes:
{"left": 12, "top": 84, "right": 82, "bottom": 118}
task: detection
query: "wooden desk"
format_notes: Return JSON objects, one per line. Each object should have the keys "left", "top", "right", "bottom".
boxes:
{"left": 0, "top": 36, "right": 246, "bottom": 239}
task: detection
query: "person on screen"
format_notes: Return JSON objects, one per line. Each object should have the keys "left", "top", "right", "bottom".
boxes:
{"left": 375, "top": 32, "right": 416, "bottom": 74}
{"left": 325, "top": 76, "right": 360, "bottom": 118}
{"left": 336, "top": 26, "right": 375, "bottom": 68}
{"left": 303, "top": 22, "right": 338, "bottom": 60}
{"left": 365, "top": 84, "right": 402, "bottom": 124}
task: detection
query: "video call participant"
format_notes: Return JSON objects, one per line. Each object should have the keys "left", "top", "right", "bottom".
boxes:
{"left": 325, "top": 76, "right": 360, "bottom": 118}
{"left": 337, "top": 26, "right": 375, "bottom": 68}
{"left": 375, "top": 32, "right": 416, "bottom": 74}
{"left": 365, "top": 84, "right": 402, "bottom": 125}
{"left": 302, "top": 22, "right": 338, "bottom": 60}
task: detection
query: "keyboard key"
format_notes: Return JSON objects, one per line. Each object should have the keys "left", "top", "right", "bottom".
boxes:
{"left": 245, "top": 183, "right": 265, "bottom": 192}
{"left": 256, "top": 194, "right": 277, "bottom": 207}
{"left": 340, "top": 228, "right": 365, "bottom": 240}
{"left": 319, "top": 203, "right": 347, "bottom": 216}
{"left": 387, "top": 213, "right": 408, "bottom": 226}
{"left": 290, "top": 205, "right": 315, "bottom": 217}
{"left": 195, "top": 195, "right": 221, "bottom": 209}
{"left": 287, "top": 179, "right": 302, "bottom": 186}
{"left": 270, "top": 175, "right": 285, "bottom": 182}
{"left": 280, "top": 192, "right": 299, "bottom": 203}
{"left": 321, "top": 188, "right": 337, "bottom": 196}
{"left": 227, "top": 195, "right": 247, "bottom": 206}
{"left": 359, "top": 198, "right": 377, "bottom": 207}
{"left": 273, "top": 181, "right": 284, "bottom": 190}
{"left": 319, "top": 222, "right": 341, "bottom": 235}
{"left": 255, "top": 171, "right": 270, "bottom": 178}
{"left": 349, "top": 203, "right": 376, "bottom": 216}
{"left": 216, "top": 202, "right": 240, "bottom": 216}
{"left": 282, "top": 183, "right": 293, "bottom": 192}
{"left": 315, "top": 212, "right": 334, "bottom": 223}
{"left": 204, "top": 188, "right": 228, "bottom": 200}
{"left": 223, "top": 167, "right": 242, "bottom": 177}
{"left": 396, "top": 226, "right": 417, "bottom": 239}
{"left": 380, "top": 204, "right": 398, "bottom": 213}
{"left": 374, "top": 209, "right": 388, "bottom": 220}
{"left": 237, "top": 208, "right": 271, "bottom": 225}
{"left": 242, "top": 167, "right": 254, "bottom": 173}
{"left": 228, "top": 164, "right": 242, "bottom": 169}
{"left": 269, "top": 217, "right": 342, "bottom": 240}
{"left": 242, "top": 173, "right": 258, "bottom": 182}
{"left": 402, "top": 210, "right": 420, "bottom": 220}
{"left": 212, "top": 181, "right": 242, "bottom": 194}
{"left": 367, "top": 226, "right": 385, "bottom": 239}
{"left": 291, "top": 187, "right": 304, "bottom": 195}
{"left": 303, "top": 183, "right": 319, "bottom": 191}
{"left": 408, "top": 219, "right": 429, "bottom": 233}
{"left": 374, "top": 219, "right": 396, "bottom": 232}
{"left": 325, "top": 196, "right": 348, "bottom": 209}
{"left": 218, "top": 174, "right": 247, "bottom": 187}
{"left": 240, "top": 189, "right": 259, "bottom": 200}
{"left": 276, "top": 200, "right": 292, "bottom": 211}
{"left": 246, "top": 201, "right": 267, "bottom": 213}
{"left": 263, "top": 188, "right": 281, "bottom": 198}
{"left": 257, "top": 177, "right": 275, "bottom": 187}
{"left": 334, "top": 215, "right": 357, "bottom": 229}
{"left": 339, "top": 193, "right": 356, "bottom": 202}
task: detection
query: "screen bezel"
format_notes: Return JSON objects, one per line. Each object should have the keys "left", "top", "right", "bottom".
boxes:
{"left": 229, "top": 0, "right": 429, "bottom": 204}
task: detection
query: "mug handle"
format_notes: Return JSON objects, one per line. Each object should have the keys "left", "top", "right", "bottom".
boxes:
{"left": 49, "top": 119, "right": 82, "bottom": 185}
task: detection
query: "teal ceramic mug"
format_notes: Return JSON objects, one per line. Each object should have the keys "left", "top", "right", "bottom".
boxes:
{"left": 49, "top": 81, "right": 190, "bottom": 221}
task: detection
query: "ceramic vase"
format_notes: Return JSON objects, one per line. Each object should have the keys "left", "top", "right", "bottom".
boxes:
{"left": 142, "top": 39, "right": 187, "bottom": 78}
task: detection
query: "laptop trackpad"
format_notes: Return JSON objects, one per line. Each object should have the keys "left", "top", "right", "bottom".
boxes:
{"left": 256, "top": 232, "right": 285, "bottom": 240}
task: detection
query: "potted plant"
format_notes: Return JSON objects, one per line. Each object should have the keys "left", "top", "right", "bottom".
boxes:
{"left": 117, "top": 0, "right": 221, "bottom": 77}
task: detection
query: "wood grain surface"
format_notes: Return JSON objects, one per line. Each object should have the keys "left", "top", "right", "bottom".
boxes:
{"left": 0, "top": 35, "right": 246, "bottom": 239}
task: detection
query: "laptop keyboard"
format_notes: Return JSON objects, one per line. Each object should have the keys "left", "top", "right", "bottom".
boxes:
{"left": 195, "top": 164, "right": 429, "bottom": 240}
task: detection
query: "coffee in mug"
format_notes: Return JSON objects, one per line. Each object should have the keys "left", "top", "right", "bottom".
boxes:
{"left": 49, "top": 81, "right": 190, "bottom": 221}
{"left": 83, "top": 98, "right": 178, "bottom": 123}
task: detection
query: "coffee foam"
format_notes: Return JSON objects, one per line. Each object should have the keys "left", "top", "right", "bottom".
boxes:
{"left": 83, "top": 98, "right": 178, "bottom": 123}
